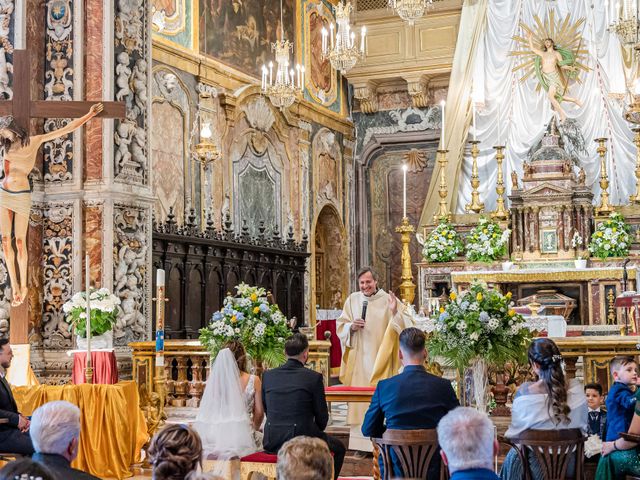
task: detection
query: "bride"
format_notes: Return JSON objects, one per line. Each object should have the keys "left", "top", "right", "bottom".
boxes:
{"left": 194, "top": 341, "right": 264, "bottom": 458}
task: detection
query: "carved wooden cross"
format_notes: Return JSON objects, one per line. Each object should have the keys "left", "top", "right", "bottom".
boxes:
{"left": 1, "top": 50, "right": 126, "bottom": 346}
{"left": 0, "top": 50, "right": 126, "bottom": 128}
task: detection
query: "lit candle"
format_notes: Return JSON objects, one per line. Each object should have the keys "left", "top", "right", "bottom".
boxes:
{"left": 360, "top": 26, "right": 366, "bottom": 53}
{"left": 157, "top": 268, "right": 165, "bottom": 287}
{"left": 440, "top": 100, "right": 446, "bottom": 149}
{"left": 268, "top": 62, "right": 273, "bottom": 86}
{"left": 350, "top": 31, "right": 355, "bottom": 49}
{"left": 301, "top": 66, "right": 305, "bottom": 89}
{"left": 85, "top": 254, "right": 91, "bottom": 355}
{"left": 296, "top": 64, "right": 301, "bottom": 89}
{"left": 472, "top": 101, "right": 477, "bottom": 141}
{"left": 322, "top": 27, "right": 328, "bottom": 54}
{"left": 402, "top": 164, "right": 408, "bottom": 218}
{"left": 330, "top": 23, "right": 335, "bottom": 48}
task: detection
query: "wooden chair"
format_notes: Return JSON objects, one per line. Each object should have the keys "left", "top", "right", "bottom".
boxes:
{"left": 372, "top": 429, "right": 449, "bottom": 480}
{"left": 501, "top": 429, "right": 587, "bottom": 480}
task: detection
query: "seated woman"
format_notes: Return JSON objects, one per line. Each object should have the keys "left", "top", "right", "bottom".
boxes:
{"left": 193, "top": 341, "right": 264, "bottom": 458}
{"left": 596, "top": 388, "right": 640, "bottom": 479}
{"left": 148, "top": 424, "right": 205, "bottom": 480}
{"left": 500, "top": 338, "right": 587, "bottom": 480}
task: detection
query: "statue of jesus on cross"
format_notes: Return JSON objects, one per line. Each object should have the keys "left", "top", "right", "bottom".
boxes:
{"left": 0, "top": 103, "right": 103, "bottom": 306}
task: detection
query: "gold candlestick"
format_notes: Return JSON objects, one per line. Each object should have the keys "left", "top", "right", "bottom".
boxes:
{"left": 490, "top": 145, "right": 509, "bottom": 221}
{"left": 465, "top": 140, "right": 485, "bottom": 213}
{"left": 395, "top": 217, "right": 416, "bottom": 304}
{"left": 630, "top": 128, "right": 640, "bottom": 204}
{"left": 433, "top": 149, "right": 452, "bottom": 223}
{"left": 595, "top": 137, "right": 614, "bottom": 216}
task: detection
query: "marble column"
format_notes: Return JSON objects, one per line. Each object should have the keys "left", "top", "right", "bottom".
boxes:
{"left": 533, "top": 207, "right": 540, "bottom": 253}
{"left": 558, "top": 206, "right": 565, "bottom": 251}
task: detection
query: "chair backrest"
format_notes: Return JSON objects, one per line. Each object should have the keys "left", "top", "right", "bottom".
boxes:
{"left": 507, "top": 429, "right": 586, "bottom": 480}
{"left": 373, "top": 429, "right": 448, "bottom": 480}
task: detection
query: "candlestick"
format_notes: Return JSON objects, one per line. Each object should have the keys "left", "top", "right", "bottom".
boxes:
{"left": 472, "top": 101, "right": 477, "bottom": 141}
{"left": 434, "top": 149, "right": 452, "bottom": 223}
{"left": 440, "top": 100, "right": 446, "bottom": 150}
{"left": 84, "top": 254, "right": 93, "bottom": 384}
{"left": 490, "top": 145, "right": 509, "bottom": 221}
{"left": 465, "top": 140, "right": 485, "bottom": 213}
{"left": 402, "top": 164, "right": 408, "bottom": 219}
{"left": 395, "top": 217, "right": 416, "bottom": 304}
{"left": 595, "top": 137, "right": 614, "bottom": 215}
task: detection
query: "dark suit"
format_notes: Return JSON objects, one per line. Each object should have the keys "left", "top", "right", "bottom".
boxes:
{"left": 262, "top": 358, "right": 345, "bottom": 479}
{"left": 362, "top": 365, "right": 460, "bottom": 479}
{"left": 32, "top": 453, "right": 100, "bottom": 480}
{"left": 0, "top": 374, "right": 33, "bottom": 455}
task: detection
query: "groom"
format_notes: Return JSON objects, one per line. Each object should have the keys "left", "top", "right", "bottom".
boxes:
{"left": 262, "top": 333, "right": 345, "bottom": 479}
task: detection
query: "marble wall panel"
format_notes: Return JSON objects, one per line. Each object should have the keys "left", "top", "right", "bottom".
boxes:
{"left": 84, "top": 203, "right": 103, "bottom": 288}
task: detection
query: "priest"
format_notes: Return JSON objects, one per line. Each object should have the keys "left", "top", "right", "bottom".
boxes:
{"left": 336, "top": 267, "right": 413, "bottom": 453}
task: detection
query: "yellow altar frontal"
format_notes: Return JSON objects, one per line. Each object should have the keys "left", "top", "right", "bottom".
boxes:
{"left": 13, "top": 381, "right": 148, "bottom": 479}
{"left": 449, "top": 266, "right": 637, "bottom": 325}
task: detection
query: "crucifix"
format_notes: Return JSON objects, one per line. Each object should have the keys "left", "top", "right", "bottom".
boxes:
{"left": 0, "top": 49, "right": 126, "bottom": 345}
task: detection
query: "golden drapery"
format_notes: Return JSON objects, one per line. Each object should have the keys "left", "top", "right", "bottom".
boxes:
{"left": 419, "top": 0, "right": 489, "bottom": 225}
{"left": 13, "top": 381, "right": 148, "bottom": 479}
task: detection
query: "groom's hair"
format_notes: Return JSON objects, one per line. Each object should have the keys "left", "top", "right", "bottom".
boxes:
{"left": 399, "top": 327, "right": 426, "bottom": 356}
{"left": 285, "top": 333, "right": 309, "bottom": 357}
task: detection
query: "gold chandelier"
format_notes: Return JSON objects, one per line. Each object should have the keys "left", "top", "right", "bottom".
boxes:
{"left": 192, "top": 122, "right": 221, "bottom": 166}
{"left": 261, "top": 0, "right": 303, "bottom": 110}
{"left": 610, "top": 1, "right": 640, "bottom": 46}
{"left": 321, "top": 2, "right": 366, "bottom": 74}
{"left": 388, "top": 0, "right": 434, "bottom": 25}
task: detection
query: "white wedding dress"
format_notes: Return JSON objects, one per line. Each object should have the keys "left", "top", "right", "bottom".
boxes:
{"left": 193, "top": 348, "right": 260, "bottom": 458}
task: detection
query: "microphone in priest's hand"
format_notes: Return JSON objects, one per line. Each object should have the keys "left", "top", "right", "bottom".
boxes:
{"left": 361, "top": 300, "right": 368, "bottom": 323}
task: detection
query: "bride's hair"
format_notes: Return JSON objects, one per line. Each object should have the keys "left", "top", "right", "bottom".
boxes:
{"left": 225, "top": 340, "right": 247, "bottom": 372}
{"left": 148, "top": 424, "right": 203, "bottom": 480}
{"left": 528, "top": 338, "right": 570, "bottom": 426}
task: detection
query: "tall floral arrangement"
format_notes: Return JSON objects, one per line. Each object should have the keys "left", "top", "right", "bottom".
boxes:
{"left": 465, "top": 218, "right": 510, "bottom": 262}
{"left": 63, "top": 288, "right": 121, "bottom": 338}
{"left": 199, "top": 283, "right": 291, "bottom": 368}
{"left": 419, "top": 218, "right": 464, "bottom": 262}
{"left": 588, "top": 212, "right": 631, "bottom": 259}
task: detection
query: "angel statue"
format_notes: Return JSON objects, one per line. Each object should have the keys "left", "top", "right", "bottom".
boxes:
{"left": 0, "top": 103, "right": 104, "bottom": 306}
{"left": 511, "top": 14, "right": 588, "bottom": 123}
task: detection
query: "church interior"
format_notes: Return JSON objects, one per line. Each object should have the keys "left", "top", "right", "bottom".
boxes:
{"left": 4, "top": 0, "right": 640, "bottom": 478}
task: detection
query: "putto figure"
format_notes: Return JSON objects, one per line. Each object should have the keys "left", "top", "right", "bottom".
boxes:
{"left": 0, "top": 103, "right": 103, "bottom": 305}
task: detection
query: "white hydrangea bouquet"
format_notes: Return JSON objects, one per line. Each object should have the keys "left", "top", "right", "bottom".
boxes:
{"left": 588, "top": 212, "right": 631, "bottom": 259}
{"left": 465, "top": 217, "right": 510, "bottom": 263}
{"left": 199, "top": 283, "right": 291, "bottom": 368}
{"left": 63, "top": 288, "right": 121, "bottom": 339}
{"left": 418, "top": 218, "right": 464, "bottom": 262}
{"left": 428, "top": 282, "right": 532, "bottom": 411}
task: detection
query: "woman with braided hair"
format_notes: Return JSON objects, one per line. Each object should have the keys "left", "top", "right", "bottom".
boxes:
{"left": 499, "top": 338, "right": 587, "bottom": 479}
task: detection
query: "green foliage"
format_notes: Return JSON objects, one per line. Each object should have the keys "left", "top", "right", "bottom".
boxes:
{"left": 465, "top": 217, "right": 510, "bottom": 263}
{"left": 421, "top": 219, "right": 464, "bottom": 262}
{"left": 63, "top": 288, "right": 120, "bottom": 338}
{"left": 588, "top": 212, "right": 631, "bottom": 259}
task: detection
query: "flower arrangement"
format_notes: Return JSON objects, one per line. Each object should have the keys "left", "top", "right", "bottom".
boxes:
{"left": 428, "top": 282, "right": 532, "bottom": 373}
{"left": 571, "top": 232, "right": 588, "bottom": 260}
{"left": 465, "top": 218, "right": 510, "bottom": 263}
{"left": 63, "top": 288, "right": 121, "bottom": 338}
{"left": 420, "top": 218, "right": 464, "bottom": 262}
{"left": 588, "top": 212, "right": 631, "bottom": 259}
{"left": 199, "top": 283, "right": 291, "bottom": 368}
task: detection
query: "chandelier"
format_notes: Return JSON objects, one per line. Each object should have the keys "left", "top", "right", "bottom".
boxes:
{"left": 192, "top": 122, "right": 221, "bottom": 167}
{"left": 321, "top": 2, "right": 366, "bottom": 74}
{"left": 261, "top": 0, "right": 303, "bottom": 110}
{"left": 388, "top": 0, "right": 434, "bottom": 25}
{"left": 610, "top": 0, "right": 640, "bottom": 46}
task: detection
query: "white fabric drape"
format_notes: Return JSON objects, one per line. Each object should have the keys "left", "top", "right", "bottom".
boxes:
{"left": 455, "top": 0, "right": 636, "bottom": 213}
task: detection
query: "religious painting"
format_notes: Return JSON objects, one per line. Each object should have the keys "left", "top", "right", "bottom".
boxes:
{"left": 199, "top": 0, "right": 296, "bottom": 76}
{"left": 303, "top": 0, "right": 337, "bottom": 106}
{"left": 152, "top": 0, "right": 191, "bottom": 49}
{"left": 540, "top": 229, "right": 558, "bottom": 253}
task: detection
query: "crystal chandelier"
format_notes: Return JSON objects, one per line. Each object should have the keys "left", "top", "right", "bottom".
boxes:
{"left": 388, "top": 0, "right": 434, "bottom": 25}
{"left": 261, "top": 0, "right": 303, "bottom": 110}
{"left": 610, "top": 0, "right": 640, "bottom": 46}
{"left": 321, "top": 2, "right": 366, "bottom": 74}
{"left": 192, "top": 122, "right": 221, "bottom": 166}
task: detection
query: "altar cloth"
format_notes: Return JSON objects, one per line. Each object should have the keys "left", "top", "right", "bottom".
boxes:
{"left": 70, "top": 350, "right": 118, "bottom": 385}
{"left": 13, "top": 381, "right": 148, "bottom": 479}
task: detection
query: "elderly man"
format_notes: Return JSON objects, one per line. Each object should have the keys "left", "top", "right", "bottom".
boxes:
{"left": 30, "top": 400, "right": 100, "bottom": 480}
{"left": 277, "top": 436, "right": 333, "bottom": 480}
{"left": 437, "top": 407, "right": 500, "bottom": 480}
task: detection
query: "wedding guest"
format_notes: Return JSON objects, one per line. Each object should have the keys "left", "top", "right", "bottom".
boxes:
{"left": 585, "top": 383, "right": 607, "bottom": 440}
{"left": 149, "top": 424, "right": 203, "bottom": 480}
{"left": 500, "top": 338, "right": 587, "bottom": 480}
{"left": 437, "top": 407, "right": 500, "bottom": 480}
{"left": 0, "top": 339, "right": 33, "bottom": 455}
{"left": 0, "top": 458, "right": 56, "bottom": 480}
{"left": 605, "top": 356, "right": 638, "bottom": 442}
{"left": 277, "top": 436, "right": 332, "bottom": 480}
{"left": 30, "top": 400, "right": 99, "bottom": 480}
